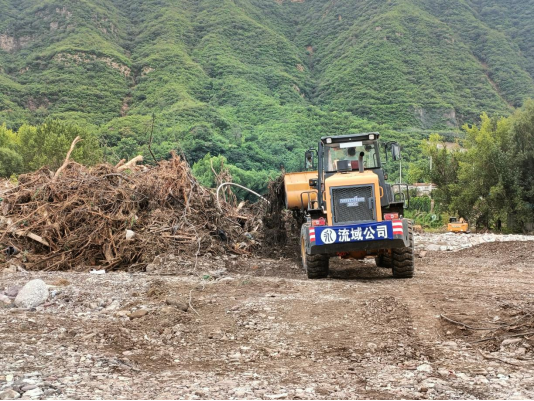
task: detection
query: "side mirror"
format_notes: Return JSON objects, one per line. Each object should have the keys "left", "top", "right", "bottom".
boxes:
{"left": 391, "top": 143, "right": 401, "bottom": 161}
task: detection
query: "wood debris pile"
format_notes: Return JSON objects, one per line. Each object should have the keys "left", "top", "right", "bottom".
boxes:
{"left": 0, "top": 179, "right": 14, "bottom": 198}
{"left": 0, "top": 155, "right": 264, "bottom": 271}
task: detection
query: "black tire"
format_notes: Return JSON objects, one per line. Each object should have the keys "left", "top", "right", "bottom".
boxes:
{"left": 301, "top": 224, "right": 329, "bottom": 279}
{"left": 305, "top": 253, "right": 330, "bottom": 279}
{"left": 391, "top": 220, "right": 414, "bottom": 278}
{"left": 375, "top": 253, "right": 392, "bottom": 268}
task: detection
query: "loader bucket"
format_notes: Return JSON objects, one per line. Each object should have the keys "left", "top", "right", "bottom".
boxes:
{"left": 284, "top": 171, "right": 319, "bottom": 209}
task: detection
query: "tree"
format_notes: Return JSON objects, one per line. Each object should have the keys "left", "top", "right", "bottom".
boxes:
{"left": 509, "top": 99, "right": 534, "bottom": 227}
{"left": 17, "top": 120, "right": 102, "bottom": 171}
{"left": 0, "top": 148, "right": 23, "bottom": 177}
{"left": 0, "top": 123, "right": 20, "bottom": 149}
{"left": 192, "top": 153, "right": 276, "bottom": 200}
{"left": 420, "top": 133, "right": 461, "bottom": 211}
{"left": 455, "top": 113, "right": 521, "bottom": 229}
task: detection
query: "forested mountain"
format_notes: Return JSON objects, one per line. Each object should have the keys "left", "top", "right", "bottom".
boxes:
{"left": 1, "top": 0, "right": 533, "bottom": 172}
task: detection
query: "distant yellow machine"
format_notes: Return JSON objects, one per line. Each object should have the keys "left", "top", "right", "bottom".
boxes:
{"left": 447, "top": 217, "right": 469, "bottom": 233}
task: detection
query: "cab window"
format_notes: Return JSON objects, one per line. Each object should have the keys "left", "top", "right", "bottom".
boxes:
{"left": 325, "top": 141, "right": 379, "bottom": 172}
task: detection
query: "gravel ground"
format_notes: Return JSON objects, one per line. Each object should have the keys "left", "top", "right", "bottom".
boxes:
{"left": 414, "top": 232, "right": 534, "bottom": 253}
{"left": 1, "top": 237, "right": 534, "bottom": 400}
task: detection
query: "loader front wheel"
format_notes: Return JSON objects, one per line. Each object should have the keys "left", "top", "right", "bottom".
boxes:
{"left": 301, "top": 225, "right": 329, "bottom": 279}
{"left": 375, "top": 252, "right": 392, "bottom": 268}
{"left": 391, "top": 220, "right": 414, "bottom": 278}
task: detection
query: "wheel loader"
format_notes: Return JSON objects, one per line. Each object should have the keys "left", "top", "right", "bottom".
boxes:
{"left": 447, "top": 217, "right": 469, "bottom": 233}
{"left": 284, "top": 132, "right": 414, "bottom": 279}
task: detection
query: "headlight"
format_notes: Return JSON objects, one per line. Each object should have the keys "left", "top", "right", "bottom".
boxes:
{"left": 325, "top": 137, "right": 332, "bottom": 144}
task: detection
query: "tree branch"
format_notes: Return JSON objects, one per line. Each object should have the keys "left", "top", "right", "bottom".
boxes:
{"left": 53, "top": 136, "right": 82, "bottom": 181}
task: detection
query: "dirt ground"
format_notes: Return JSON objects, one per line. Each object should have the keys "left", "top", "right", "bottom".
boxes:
{"left": 1, "top": 241, "right": 534, "bottom": 400}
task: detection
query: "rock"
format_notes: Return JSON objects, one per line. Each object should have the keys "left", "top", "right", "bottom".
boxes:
{"left": 265, "top": 393, "right": 288, "bottom": 399}
{"left": 418, "top": 251, "right": 427, "bottom": 258}
{"left": 426, "top": 244, "right": 441, "bottom": 252}
{"left": 218, "top": 277, "right": 235, "bottom": 282}
{"left": 501, "top": 338, "right": 522, "bottom": 346}
{"left": 160, "top": 306, "right": 176, "bottom": 315}
{"left": 4, "top": 265, "right": 17, "bottom": 274}
{"left": 5, "top": 286, "right": 21, "bottom": 298}
{"left": 14, "top": 279, "right": 48, "bottom": 308}
{"left": 0, "top": 389, "right": 20, "bottom": 400}
{"left": 510, "top": 393, "right": 527, "bottom": 400}
{"left": 105, "top": 299, "right": 121, "bottom": 311}
{"left": 0, "top": 294, "right": 12, "bottom": 304}
{"left": 22, "top": 388, "right": 42, "bottom": 398}
{"left": 125, "top": 230, "right": 135, "bottom": 240}
{"left": 127, "top": 309, "right": 148, "bottom": 319}
{"left": 417, "top": 364, "right": 433, "bottom": 373}
{"left": 456, "top": 372, "right": 470, "bottom": 381}
{"left": 165, "top": 298, "right": 188, "bottom": 312}
{"left": 20, "top": 385, "right": 37, "bottom": 392}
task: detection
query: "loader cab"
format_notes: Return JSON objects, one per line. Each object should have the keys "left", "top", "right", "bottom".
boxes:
{"left": 310, "top": 133, "right": 407, "bottom": 223}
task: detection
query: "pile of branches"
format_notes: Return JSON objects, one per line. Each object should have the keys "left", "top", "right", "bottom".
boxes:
{"left": 0, "top": 153, "right": 263, "bottom": 271}
{"left": 0, "top": 179, "right": 14, "bottom": 199}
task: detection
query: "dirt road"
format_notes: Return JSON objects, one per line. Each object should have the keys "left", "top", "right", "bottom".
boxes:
{"left": 1, "top": 241, "right": 533, "bottom": 399}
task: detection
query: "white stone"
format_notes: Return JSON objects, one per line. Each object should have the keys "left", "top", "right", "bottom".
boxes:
{"left": 14, "top": 279, "right": 48, "bottom": 308}
{"left": 0, "top": 294, "right": 12, "bottom": 304}
{"left": 22, "top": 388, "right": 42, "bottom": 398}
{"left": 0, "top": 389, "right": 20, "bottom": 400}
{"left": 417, "top": 364, "right": 433, "bottom": 373}
{"left": 501, "top": 338, "right": 521, "bottom": 346}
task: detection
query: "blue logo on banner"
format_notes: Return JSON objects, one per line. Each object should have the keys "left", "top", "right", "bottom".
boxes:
{"left": 314, "top": 221, "right": 394, "bottom": 245}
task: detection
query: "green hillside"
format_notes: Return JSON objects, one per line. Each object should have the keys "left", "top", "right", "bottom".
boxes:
{"left": 1, "top": 0, "right": 533, "bottom": 173}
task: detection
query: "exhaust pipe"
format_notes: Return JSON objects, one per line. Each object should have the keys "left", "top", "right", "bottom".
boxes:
{"left": 358, "top": 152, "right": 364, "bottom": 173}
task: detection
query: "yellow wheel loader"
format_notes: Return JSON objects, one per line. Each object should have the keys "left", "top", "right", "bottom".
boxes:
{"left": 447, "top": 217, "right": 469, "bottom": 233}
{"left": 284, "top": 133, "right": 414, "bottom": 279}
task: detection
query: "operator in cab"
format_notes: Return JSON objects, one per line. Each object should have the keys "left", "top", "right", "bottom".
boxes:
{"left": 326, "top": 143, "right": 378, "bottom": 172}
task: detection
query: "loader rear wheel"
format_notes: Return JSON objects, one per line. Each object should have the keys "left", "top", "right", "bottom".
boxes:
{"left": 392, "top": 220, "right": 414, "bottom": 278}
{"left": 301, "top": 225, "right": 329, "bottom": 279}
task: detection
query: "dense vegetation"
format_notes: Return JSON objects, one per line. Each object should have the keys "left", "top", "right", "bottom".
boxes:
{"left": 408, "top": 100, "right": 534, "bottom": 232}
{"left": 1, "top": 0, "right": 534, "bottom": 228}
{"left": 1, "top": 0, "right": 534, "bottom": 168}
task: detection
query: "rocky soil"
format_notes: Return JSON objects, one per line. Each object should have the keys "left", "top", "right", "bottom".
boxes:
{"left": 415, "top": 232, "right": 534, "bottom": 253}
{"left": 1, "top": 234, "right": 534, "bottom": 400}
